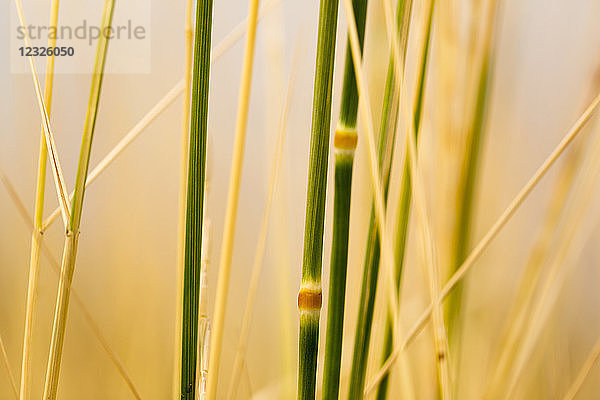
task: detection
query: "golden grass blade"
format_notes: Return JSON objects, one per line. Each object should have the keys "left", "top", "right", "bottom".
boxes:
{"left": 212, "top": 0, "right": 283, "bottom": 60}
{"left": 383, "top": 0, "right": 451, "bottom": 395}
{"left": 42, "top": 0, "right": 286, "bottom": 231}
{"left": 43, "top": 0, "right": 116, "bottom": 396}
{"left": 0, "top": 334, "right": 17, "bottom": 399}
{"left": 502, "top": 211, "right": 599, "bottom": 399}
{"left": 342, "top": 0, "right": 447, "bottom": 397}
{"left": 42, "top": 80, "right": 183, "bottom": 230}
{"left": 484, "top": 140, "right": 584, "bottom": 399}
{"left": 563, "top": 335, "right": 600, "bottom": 400}
{"left": 341, "top": 0, "right": 400, "bottom": 347}
{"left": 19, "top": 1, "right": 60, "bottom": 398}
{"left": 0, "top": 168, "right": 142, "bottom": 399}
{"left": 264, "top": 14, "right": 296, "bottom": 399}
{"left": 206, "top": 0, "right": 261, "bottom": 396}
{"left": 0, "top": 175, "right": 19, "bottom": 400}
{"left": 364, "top": 89, "right": 600, "bottom": 395}
{"left": 446, "top": 0, "right": 499, "bottom": 352}
{"left": 501, "top": 122, "right": 600, "bottom": 399}
{"left": 227, "top": 41, "right": 299, "bottom": 400}
{"left": 343, "top": 0, "right": 445, "bottom": 397}
{"left": 485, "top": 80, "right": 600, "bottom": 396}
{"left": 483, "top": 147, "right": 583, "bottom": 398}
{"left": 13, "top": 0, "right": 70, "bottom": 227}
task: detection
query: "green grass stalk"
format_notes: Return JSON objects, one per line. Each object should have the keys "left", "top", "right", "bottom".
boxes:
{"left": 445, "top": 0, "right": 498, "bottom": 351}
{"left": 19, "top": 1, "right": 60, "bottom": 398}
{"left": 321, "top": 0, "right": 368, "bottom": 397}
{"left": 41, "top": 2, "right": 279, "bottom": 231}
{"left": 347, "top": 0, "right": 434, "bottom": 398}
{"left": 371, "top": 2, "right": 414, "bottom": 400}
{"left": 297, "top": 0, "right": 339, "bottom": 397}
{"left": 180, "top": 0, "right": 213, "bottom": 397}
{"left": 42, "top": 1, "right": 115, "bottom": 398}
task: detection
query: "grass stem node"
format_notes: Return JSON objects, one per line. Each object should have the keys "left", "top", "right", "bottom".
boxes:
{"left": 334, "top": 127, "right": 358, "bottom": 150}
{"left": 298, "top": 288, "right": 323, "bottom": 310}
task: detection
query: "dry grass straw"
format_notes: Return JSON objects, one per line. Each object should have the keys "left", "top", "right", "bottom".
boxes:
{"left": 483, "top": 144, "right": 582, "bottom": 398}
{"left": 19, "top": 0, "right": 60, "bottom": 396}
{"left": 501, "top": 119, "right": 600, "bottom": 399}
{"left": 365, "top": 88, "right": 600, "bottom": 394}
{"left": 206, "top": 0, "right": 261, "bottom": 396}
{"left": 42, "top": 81, "right": 184, "bottom": 229}
{"left": 374, "top": 1, "right": 413, "bottom": 397}
{"left": 386, "top": 0, "right": 452, "bottom": 395}
{"left": 42, "top": 0, "right": 115, "bottom": 397}
{"left": 484, "top": 80, "right": 600, "bottom": 397}
{"left": 12, "top": 0, "right": 70, "bottom": 227}
{"left": 341, "top": 0, "right": 446, "bottom": 397}
{"left": 227, "top": 41, "right": 300, "bottom": 400}
{"left": 41, "top": 0, "right": 284, "bottom": 231}
{"left": 0, "top": 168, "right": 142, "bottom": 398}
{"left": 562, "top": 334, "right": 600, "bottom": 400}
{"left": 0, "top": 333, "right": 17, "bottom": 399}
{"left": 264, "top": 12, "right": 296, "bottom": 398}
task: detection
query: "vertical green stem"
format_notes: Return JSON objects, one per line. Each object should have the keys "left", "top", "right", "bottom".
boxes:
{"left": 321, "top": 0, "right": 368, "bottom": 398}
{"left": 446, "top": 0, "right": 498, "bottom": 353}
{"left": 374, "top": 68, "right": 403, "bottom": 400}
{"left": 372, "top": 4, "right": 414, "bottom": 399}
{"left": 347, "top": 0, "right": 435, "bottom": 398}
{"left": 180, "top": 0, "right": 213, "bottom": 398}
{"left": 43, "top": 1, "right": 115, "bottom": 398}
{"left": 322, "top": 156, "right": 353, "bottom": 400}
{"left": 297, "top": 0, "right": 339, "bottom": 397}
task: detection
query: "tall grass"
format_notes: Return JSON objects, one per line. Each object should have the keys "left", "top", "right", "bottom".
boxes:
{"left": 0, "top": 168, "right": 142, "bottom": 398}
{"left": 173, "top": 0, "right": 194, "bottom": 397}
{"left": 347, "top": 0, "right": 436, "bottom": 397}
{"left": 372, "top": 2, "right": 414, "bottom": 400}
{"left": 365, "top": 88, "right": 600, "bottom": 396}
{"left": 19, "top": 0, "right": 60, "bottom": 398}
{"left": 321, "top": 0, "right": 368, "bottom": 396}
{"left": 296, "top": 0, "right": 340, "bottom": 398}
{"left": 205, "top": 0, "right": 261, "bottom": 397}
{"left": 446, "top": 0, "right": 499, "bottom": 351}
{"left": 227, "top": 44, "right": 299, "bottom": 399}
{"left": 3, "top": 0, "right": 600, "bottom": 398}
{"left": 180, "top": 0, "right": 213, "bottom": 397}
{"left": 42, "top": 1, "right": 116, "bottom": 397}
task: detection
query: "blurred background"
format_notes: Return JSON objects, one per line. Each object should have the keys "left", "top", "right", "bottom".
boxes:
{"left": 1, "top": 0, "right": 600, "bottom": 398}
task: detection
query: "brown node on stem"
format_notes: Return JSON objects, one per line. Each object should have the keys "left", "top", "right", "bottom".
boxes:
{"left": 297, "top": 288, "right": 322, "bottom": 310}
